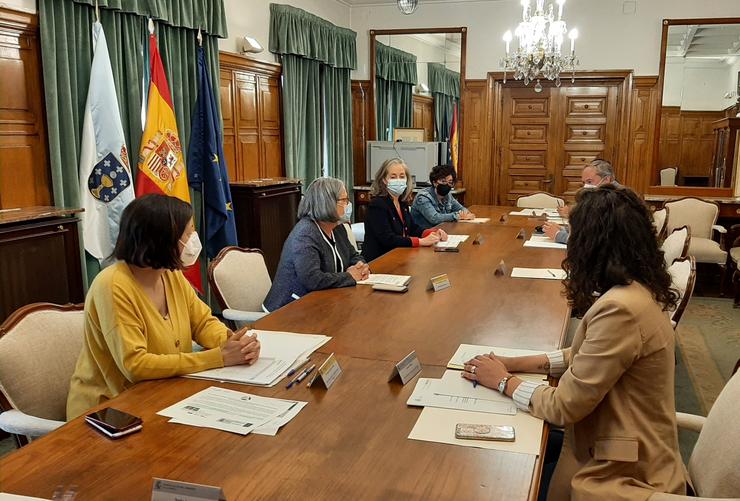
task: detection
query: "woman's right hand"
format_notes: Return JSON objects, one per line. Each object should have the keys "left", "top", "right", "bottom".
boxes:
{"left": 419, "top": 231, "right": 441, "bottom": 246}
{"left": 221, "top": 329, "right": 260, "bottom": 366}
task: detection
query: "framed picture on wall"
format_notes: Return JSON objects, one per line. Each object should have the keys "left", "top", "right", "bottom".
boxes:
{"left": 393, "top": 128, "right": 425, "bottom": 142}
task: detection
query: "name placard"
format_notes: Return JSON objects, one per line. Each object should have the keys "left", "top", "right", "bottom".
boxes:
{"left": 499, "top": 214, "right": 508, "bottom": 223}
{"left": 516, "top": 228, "right": 527, "bottom": 240}
{"left": 388, "top": 350, "right": 422, "bottom": 385}
{"left": 308, "top": 353, "right": 342, "bottom": 389}
{"left": 472, "top": 233, "right": 484, "bottom": 245}
{"left": 494, "top": 259, "right": 508, "bottom": 277}
{"left": 428, "top": 273, "right": 451, "bottom": 292}
{"left": 152, "top": 478, "right": 226, "bottom": 501}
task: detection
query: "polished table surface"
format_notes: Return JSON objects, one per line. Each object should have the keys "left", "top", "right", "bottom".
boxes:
{"left": 0, "top": 206, "right": 568, "bottom": 501}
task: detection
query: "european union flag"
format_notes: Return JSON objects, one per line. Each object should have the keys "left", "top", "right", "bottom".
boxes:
{"left": 188, "top": 46, "right": 237, "bottom": 259}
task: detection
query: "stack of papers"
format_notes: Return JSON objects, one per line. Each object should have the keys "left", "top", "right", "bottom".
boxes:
{"left": 447, "top": 344, "right": 550, "bottom": 374}
{"left": 523, "top": 235, "right": 567, "bottom": 249}
{"left": 457, "top": 217, "right": 490, "bottom": 224}
{"left": 187, "top": 330, "right": 330, "bottom": 387}
{"left": 434, "top": 234, "right": 469, "bottom": 249}
{"left": 159, "top": 386, "right": 306, "bottom": 436}
{"left": 357, "top": 274, "right": 412, "bottom": 287}
{"left": 509, "top": 208, "right": 559, "bottom": 217}
{"left": 407, "top": 371, "right": 517, "bottom": 415}
{"left": 510, "top": 267, "right": 567, "bottom": 280}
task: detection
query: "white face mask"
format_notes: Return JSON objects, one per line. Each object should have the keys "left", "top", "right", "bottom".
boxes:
{"left": 179, "top": 232, "right": 202, "bottom": 267}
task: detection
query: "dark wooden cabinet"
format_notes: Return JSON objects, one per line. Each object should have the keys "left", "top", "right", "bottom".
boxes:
{"left": 219, "top": 52, "right": 284, "bottom": 183}
{"left": 0, "top": 207, "right": 84, "bottom": 322}
{"left": 230, "top": 179, "right": 302, "bottom": 277}
{"left": 711, "top": 117, "right": 740, "bottom": 188}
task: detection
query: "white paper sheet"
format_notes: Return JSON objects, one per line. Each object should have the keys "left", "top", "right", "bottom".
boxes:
{"left": 407, "top": 376, "right": 517, "bottom": 415}
{"left": 434, "top": 234, "right": 469, "bottom": 248}
{"left": 187, "top": 331, "right": 330, "bottom": 386}
{"left": 447, "top": 344, "right": 550, "bottom": 370}
{"left": 158, "top": 386, "right": 294, "bottom": 435}
{"left": 523, "top": 235, "right": 567, "bottom": 249}
{"left": 408, "top": 407, "right": 544, "bottom": 455}
{"left": 457, "top": 217, "right": 490, "bottom": 224}
{"left": 509, "top": 208, "right": 559, "bottom": 217}
{"left": 510, "top": 267, "right": 567, "bottom": 280}
{"left": 357, "top": 274, "right": 412, "bottom": 286}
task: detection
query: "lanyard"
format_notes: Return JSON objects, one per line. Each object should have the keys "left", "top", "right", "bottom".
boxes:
{"left": 314, "top": 222, "right": 344, "bottom": 273}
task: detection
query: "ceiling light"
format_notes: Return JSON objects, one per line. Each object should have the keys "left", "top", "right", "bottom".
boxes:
{"left": 397, "top": 0, "right": 418, "bottom": 15}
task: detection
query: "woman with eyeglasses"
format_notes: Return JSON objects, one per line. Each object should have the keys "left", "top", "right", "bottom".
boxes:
{"left": 262, "top": 177, "right": 369, "bottom": 312}
{"left": 411, "top": 164, "right": 475, "bottom": 230}
{"left": 362, "top": 158, "right": 448, "bottom": 262}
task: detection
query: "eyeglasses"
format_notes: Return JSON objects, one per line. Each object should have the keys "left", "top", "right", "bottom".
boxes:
{"left": 337, "top": 197, "right": 351, "bottom": 206}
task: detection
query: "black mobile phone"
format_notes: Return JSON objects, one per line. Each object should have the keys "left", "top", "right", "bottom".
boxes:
{"left": 86, "top": 408, "right": 142, "bottom": 432}
{"left": 534, "top": 225, "right": 544, "bottom": 233}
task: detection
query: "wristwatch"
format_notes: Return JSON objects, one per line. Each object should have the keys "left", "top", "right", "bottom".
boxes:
{"left": 497, "top": 375, "right": 511, "bottom": 395}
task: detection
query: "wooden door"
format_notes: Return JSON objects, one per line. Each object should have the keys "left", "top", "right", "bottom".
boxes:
{"left": 0, "top": 7, "right": 51, "bottom": 208}
{"left": 555, "top": 85, "right": 620, "bottom": 202}
{"left": 234, "top": 72, "right": 260, "bottom": 180}
{"left": 219, "top": 69, "right": 238, "bottom": 183}
{"left": 499, "top": 87, "right": 559, "bottom": 205}
{"left": 412, "top": 94, "right": 434, "bottom": 142}
{"left": 257, "top": 75, "right": 283, "bottom": 178}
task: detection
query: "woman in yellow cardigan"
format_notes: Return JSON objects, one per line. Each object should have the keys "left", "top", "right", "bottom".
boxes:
{"left": 67, "top": 194, "right": 260, "bottom": 419}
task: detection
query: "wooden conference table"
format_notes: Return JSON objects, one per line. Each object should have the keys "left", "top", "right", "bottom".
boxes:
{"left": 0, "top": 206, "right": 570, "bottom": 500}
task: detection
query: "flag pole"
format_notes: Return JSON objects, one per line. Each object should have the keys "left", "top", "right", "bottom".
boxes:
{"left": 94, "top": 0, "right": 99, "bottom": 21}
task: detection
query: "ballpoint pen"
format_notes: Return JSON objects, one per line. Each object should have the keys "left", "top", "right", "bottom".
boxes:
{"left": 285, "top": 358, "right": 310, "bottom": 378}
{"left": 295, "top": 365, "right": 316, "bottom": 385}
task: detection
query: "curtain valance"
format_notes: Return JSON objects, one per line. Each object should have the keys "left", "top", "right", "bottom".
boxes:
{"left": 428, "top": 62, "right": 460, "bottom": 98}
{"left": 376, "top": 41, "right": 417, "bottom": 85}
{"left": 71, "top": 0, "right": 228, "bottom": 37}
{"left": 269, "top": 3, "right": 357, "bottom": 70}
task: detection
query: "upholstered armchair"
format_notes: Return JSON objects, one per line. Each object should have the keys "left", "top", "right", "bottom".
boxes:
{"left": 207, "top": 246, "right": 272, "bottom": 327}
{"left": 725, "top": 224, "right": 740, "bottom": 307}
{"left": 662, "top": 226, "right": 691, "bottom": 267}
{"left": 516, "top": 192, "right": 565, "bottom": 209}
{"left": 0, "top": 303, "right": 85, "bottom": 447}
{"left": 667, "top": 257, "right": 696, "bottom": 329}
{"left": 648, "top": 371, "right": 740, "bottom": 500}
{"left": 653, "top": 206, "right": 669, "bottom": 240}
{"left": 660, "top": 167, "right": 678, "bottom": 186}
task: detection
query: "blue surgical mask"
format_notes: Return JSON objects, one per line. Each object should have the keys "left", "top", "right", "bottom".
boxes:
{"left": 340, "top": 201, "right": 352, "bottom": 222}
{"left": 387, "top": 178, "right": 407, "bottom": 197}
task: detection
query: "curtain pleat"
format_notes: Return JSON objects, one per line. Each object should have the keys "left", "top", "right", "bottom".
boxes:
{"left": 391, "top": 80, "right": 413, "bottom": 129}
{"left": 375, "top": 41, "right": 417, "bottom": 85}
{"left": 324, "top": 66, "right": 353, "bottom": 201}
{"left": 428, "top": 62, "right": 460, "bottom": 98}
{"left": 376, "top": 77, "right": 390, "bottom": 141}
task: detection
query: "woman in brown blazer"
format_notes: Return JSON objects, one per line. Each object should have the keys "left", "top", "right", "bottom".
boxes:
{"left": 464, "top": 186, "right": 686, "bottom": 501}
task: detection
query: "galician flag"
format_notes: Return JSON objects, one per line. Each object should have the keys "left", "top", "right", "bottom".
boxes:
{"left": 136, "top": 29, "right": 202, "bottom": 292}
{"left": 79, "top": 21, "right": 134, "bottom": 261}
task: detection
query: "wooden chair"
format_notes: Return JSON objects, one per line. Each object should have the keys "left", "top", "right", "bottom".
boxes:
{"left": 0, "top": 302, "right": 84, "bottom": 447}
{"left": 648, "top": 371, "right": 740, "bottom": 500}
{"left": 516, "top": 192, "right": 565, "bottom": 209}
{"left": 207, "top": 247, "right": 271, "bottom": 327}
{"left": 661, "top": 226, "right": 690, "bottom": 267}
{"left": 653, "top": 206, "right": 670, "bottom": 241}
{"left": 667, "top": 256, "right": 696, "bottom": 329}
{"left": 724, "top": 223, "right": 740, "bottom": 307}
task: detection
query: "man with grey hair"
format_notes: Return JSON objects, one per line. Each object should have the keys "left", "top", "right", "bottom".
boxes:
{"left": 262, "top": 177, "right": 369, "bottom": 312}
{"left": 543, "top": 159, "right": 621, "bottom": 244}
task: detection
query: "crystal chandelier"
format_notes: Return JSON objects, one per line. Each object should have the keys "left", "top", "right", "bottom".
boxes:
{"left": 501, "top": 0, "right": 579, "bottom": 90}
{"left": 397, "top": 0, "right": 418, "bottom": 15}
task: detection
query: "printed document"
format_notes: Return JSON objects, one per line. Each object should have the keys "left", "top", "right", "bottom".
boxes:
{"left": 447, "top": 344, "right": 551, "bottom": 372}
{"left": 434, "top": 234, "right": 469, "bottom": 249}
{"left": 523, "top": 235, "right": 567, "bottom": 249}
{"left": 357, "top": 274, "right": 412, "bottom": 286}
{"left": 510, "top": 267, "right": 567, "bottom": 280}
{"left": 407, "top": 375, "right": 517, "bottom": 415}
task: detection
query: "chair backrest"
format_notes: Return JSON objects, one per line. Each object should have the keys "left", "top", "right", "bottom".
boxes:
{"left": 660, "top": 167, "right": 677, "bottom": 186}
{"left": 661, "top": 226, "right": 691, "bottom": 267}
{"left": 688, "top": 370, "right": 740, "bottom": 498}
{"left": 516, "top": 192, "right": 565, "bottom": 209}
{"left": 0, "top": 303, "right": 84, "bottom": 422}
{"left": 208, "top": 247, "right": 272, "bottom": 312}
{"left": 664, "top": 197, "right": 719, "bottom": 239}
{"left": 653, "top": 206, "right": 669, "bottom": 240}
{"left": 667, "top": 256, "right": 696, "bottom": 327}
{"left": 343, "top": 223, "right": 359, "bottom": 253}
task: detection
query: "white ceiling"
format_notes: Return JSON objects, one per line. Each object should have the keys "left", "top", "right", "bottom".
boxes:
{"left": 341, "top": 0, "right": 501, "bottom": 4}
{"left": 666, "top": 24, "right": 740, "bottom": 60}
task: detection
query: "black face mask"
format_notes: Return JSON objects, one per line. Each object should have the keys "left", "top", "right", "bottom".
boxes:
{"left": 435, "top": 184, "right": 452, "bottom": 196}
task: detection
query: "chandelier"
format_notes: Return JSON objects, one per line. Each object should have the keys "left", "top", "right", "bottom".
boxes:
{"left": 397, "top": 0, "right": 418, "bottom": 15}
{"left": 501, "top": 0, "right": 579, "bottom": 90}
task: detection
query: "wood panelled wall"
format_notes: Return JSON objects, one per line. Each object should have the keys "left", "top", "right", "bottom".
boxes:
{"left": 658, "top": 106, "right": 725, "bottom": 184}
{"left": 0, "top": 7, "right": 51, "bottom": 209}
{"left": 411, "top": 94, "right": 433, "bottom": 142}
{"left": 219, "top": 52, "right": 284, "bottom": 182}
{"left": 351, "top": 73, "right": 663, "bottom": 206}
{"left": 351, "top": 80, "right": 372, "bottom": 186}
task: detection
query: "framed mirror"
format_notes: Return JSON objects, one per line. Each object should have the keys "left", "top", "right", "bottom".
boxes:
{"left": 369, "top": 28, "right": 466, "bottom": 184}
{"left": 654, "top": 18, "right": 740, "bottom": 191}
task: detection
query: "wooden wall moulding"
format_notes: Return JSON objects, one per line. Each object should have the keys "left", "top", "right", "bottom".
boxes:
{"left": 218, "top": 52, "right": 284, "bottom": 184}
{"left": 0, "top": 7, "right": 52, "bottom": 209}
{"left": 461, "top": 80, "right": 491, "bottom": 206}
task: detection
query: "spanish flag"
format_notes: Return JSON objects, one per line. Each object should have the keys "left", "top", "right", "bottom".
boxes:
{"left": 136, "top": 30, "right": 202, "bottom": 292}
{"left": 450, "top": 101, "right": 459, "bottom": 171}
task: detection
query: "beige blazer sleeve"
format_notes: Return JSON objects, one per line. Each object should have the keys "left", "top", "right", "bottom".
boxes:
{"left": 530, "top": 299, "right": 642, "bottom": 426}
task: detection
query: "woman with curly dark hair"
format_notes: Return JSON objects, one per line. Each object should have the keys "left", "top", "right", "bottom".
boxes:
{"left": 461, "top": 186, "right": 686, "bottom": 500}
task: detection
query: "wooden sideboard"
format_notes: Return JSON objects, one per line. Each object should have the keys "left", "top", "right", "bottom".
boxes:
{"left": 0, "top": 207, "right": 84, "bottom": 323}
{"left": 230, "top": 178, "right": 301, "bottom": 278}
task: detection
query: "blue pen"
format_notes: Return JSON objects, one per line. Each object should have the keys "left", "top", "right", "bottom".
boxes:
{"left": 473, "top": 380, "right": 478, "bottom": 388}
{"left": 285, "top": 359, "right": 310, "bottom": 379}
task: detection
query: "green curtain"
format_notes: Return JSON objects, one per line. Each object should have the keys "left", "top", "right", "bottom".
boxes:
{"left": 39, "top": 0, "right": 223, "bottom": 284}
{"left": 324, "top": 66, "right": 353, "bottom": 200}
{"left": 269, "top": 3, "right": 356, "bottom": 188}
{"left": 428, "top": 63, "right": 460, "bottom": 157}
{"left": 282, "top": 54, "right": 323, "bottom": 186}
{"left": 375, "top": 41, "right": 416, "bottom": 141}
